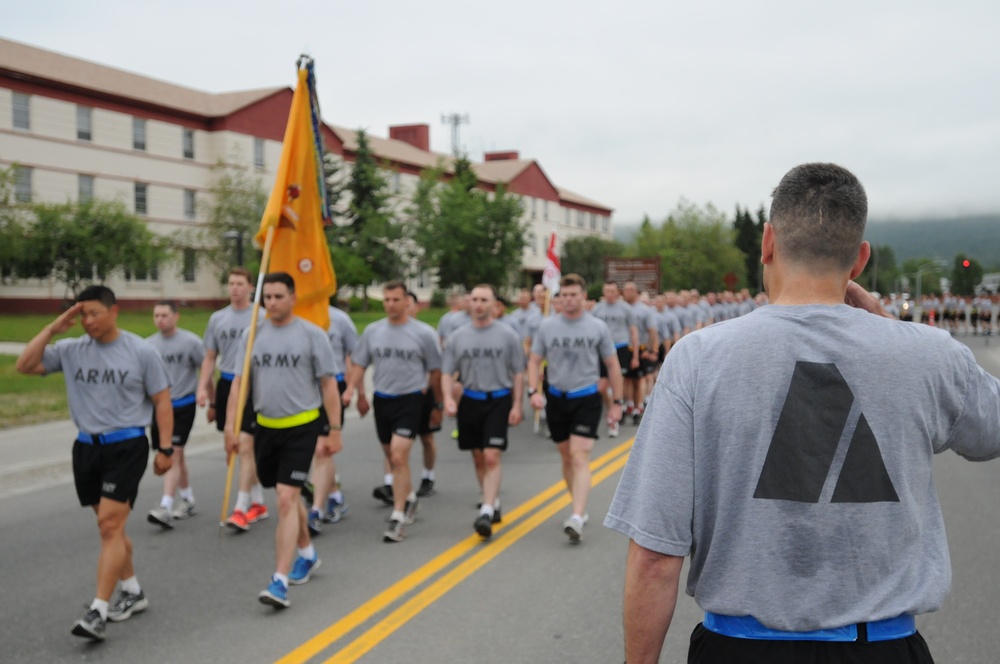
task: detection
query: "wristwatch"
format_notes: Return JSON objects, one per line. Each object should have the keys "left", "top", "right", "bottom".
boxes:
{"left": 614, "top": 398, "right": 625, "bottom": 406}
{"left": 527, "top": 388, "right": 538, "bottom": 396}
{"left": 158, "top": 447, "right": 174, "bottom": 458}
{"left": 435, "top": 402, "right": 445, "bottom": 410}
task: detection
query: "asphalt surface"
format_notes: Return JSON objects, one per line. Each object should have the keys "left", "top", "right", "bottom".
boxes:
{"left": 1, "top": 335, "right": 999, "bottom": 663}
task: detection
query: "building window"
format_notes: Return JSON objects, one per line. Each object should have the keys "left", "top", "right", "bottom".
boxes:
{"left": 602, "top": 216, "right": 609, "bottom": 233}
{"left": 183, "top": 189, "right": 196, "bottom": 219}
{"left": 183, "top": 249, "right": 197, "bottom": 282}
{"left": 530, "top": 197, "right": 536, "bottom": 218}
{"left": 590, "top": 213, "right": 597, "bottom": 230}
{"left": 133, "top": 117, "right": 146, "bottom": 151}
{"left": 126, "top": 261, "right": 159, "bottom": 282}
{"left": 254, "top": 138, "right": 265, "bottom": 169}
{"left": 14, "top": 166, "right": 32, "bottom": 202}
{"left": 543, "top": 200, "right": 549, "bottom": 220}
{"left": 576, "top": 210, "right": 584, "bottom": 228}
{"left": 183, "top": 128, "right": 195, "bottom": 159}
{"left": 76, "top": 106, "right": 93, "bottom": 141}
{"left": 79, "top": 174, "right": 94, "bottom": 203}
{"left": 12, "top": 93, "right": 30, "bottom": 130}
{"left": 134, "top": 182, "right": 148, "bottom": 214}
{"left": 391, "top": 172, "right": 401, "bottom": 194}
{"left": 564, "top": 208, "right": 570, "bottom": 225}
{"left": 529, "top": 232, "right": 538, "bottom": 255}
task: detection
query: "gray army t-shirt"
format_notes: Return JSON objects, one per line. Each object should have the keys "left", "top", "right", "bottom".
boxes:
{"left": 442, "top": 321, "right": 524, "bottom": 391}
{"left": 326, "top": 306, "right": 358, "bottom": 377}
{"left": 42, "top": 331, "right": 170, "bottom": 433}
{"left": 605, "top": 304, "right": 1000, "bottom": 632}
{"left": 592, "top": 300, "right": 638, "bottom": 347}
{"left": 531, "top": 313, "right": 615, "bottom": 392}
{"left": 353, "top": 318, "right": 442, "bottom": 395}
{"left": 146, "top": 328, "right": 204, "bottom": 399}
{"left": 233, "top": 317, "right": 336, "bottom": 418}
{"left": 204, "top": 304, "right": 255, "bottom": 374}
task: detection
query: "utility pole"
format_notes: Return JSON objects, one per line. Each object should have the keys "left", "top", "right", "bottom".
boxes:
{"left": 441, "top": 112, "right": 469, "bottom": 156}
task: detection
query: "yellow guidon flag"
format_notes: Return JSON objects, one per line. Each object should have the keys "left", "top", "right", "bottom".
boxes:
{"left": 255, "top": 58, "right": 336, "bottom": 331}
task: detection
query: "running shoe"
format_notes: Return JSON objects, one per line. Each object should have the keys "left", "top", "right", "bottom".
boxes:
{"left": 307, "top": 508, "right": 323, "bottom": 536}
{"left": 71, "top": 608, "right": 106, "bottom": 641}
{"left": 107, "top": 590, "right": 148, "bottom": 622}
{"left": 404, "top": 497, "right": 419, "bottom": 524}
{"left": 288, "top": 555, "right": 321, "bottom": 585}
{"left": 563, "top": 514, "right": 587, "bottom": 543}
{"left": 383, "top": 519, "right": 405, "bottom": 542}
{"left": 147, "top": 505, "right": 174, "bottom": 529}
{"left": 226, "top": 509, "right": 250, "bottom": 532}
{"left": 372, "top": 484, "right": 394, "bottom": 505}
{"left": 417, "top": 478, "right": 436, "bottom": 497}
{"left": 259, "top": 577, "right": 290, "bottom": 609}
{"left": 246, "top": 503, "right": 269, "bottom": 523}
{"left": 632, "top": 409, "right": 643, "bottom": 426}
{"left": 325, "top": 496, "right": 348, "bottom": 523}
{"left": 608, "top": 420, "right": 620, "bottom": 437}
{"left": 474, "top": 513, "right": 493, "bottom": 538}
{"left": 492, "top": 505, "right": 503, "bottom": 524}
{"left": 171, "top": 498, "right": 196, "bottom": 519}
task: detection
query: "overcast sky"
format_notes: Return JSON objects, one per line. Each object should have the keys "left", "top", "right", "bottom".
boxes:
{"left": 6, "top": 1, "right": 1000, "bottom": 224}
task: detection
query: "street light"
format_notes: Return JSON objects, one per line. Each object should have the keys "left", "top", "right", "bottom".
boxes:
{"left": 223, "top": 229, "right": 245, "bottom": 267}
{"left": 914, "top": 259, "right": 948, "bottom": 304}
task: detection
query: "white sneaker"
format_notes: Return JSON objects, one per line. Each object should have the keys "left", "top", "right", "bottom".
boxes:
{"left": 147, "top": 505, "right": 173, "bottom": 529}
{"left": 563, "top": 514, "right": 586, "bottom": 543}
{"left": 171, "top": 498, "right": 196, "bottom": 519}
{"left": 608, "top": 420, "right": 620, "bottom": 437}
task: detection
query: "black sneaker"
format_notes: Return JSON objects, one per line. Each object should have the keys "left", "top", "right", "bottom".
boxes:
{"left": 492, "top": 506, "right": 502, "bottom": 524}
{"left": 372, "top": 484, "right": 394, "bottom": 505}
{"left": 71, "top": 608, "right": 106, "bottom": 641}
{"left": 632, "top": 411, "right": 643, "bottom": 426}
{"left": 107, "top": 590, "right": 148, "bottom": 622}
{"left": 417, "top": 478, "right": 436, "bottom": 497}
{"left": 383, "top": 519, "right": 405, "bottom": 542}
{"left": 474, "top": 514, "right": 493, "bottom": 538}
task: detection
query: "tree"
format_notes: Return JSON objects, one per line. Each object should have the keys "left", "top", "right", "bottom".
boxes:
{"left": 333, "top": 129, "right": 403, "bottom": 307}
{"left": 733, "top": 205, "right": 762, "bottom": 292}
{"left": 858, "top": 245, "right": 898, "bottom": 294}
{"left": 560, "top": 235, "right": 625, "bottom": 288}
{"left": 19, "top": 200, "right": 171, "bottom": 298}
{"left": 0, "top": 166, "right": 35, "bottom": 282}
{"left": 185, "top": 158, "right": 268, "bottom": 280}
{"left": 409, "top": 157, "right": 526, "bottom": 290}
{"left": 951, "top": 253, "right": 983, "bottom": 295}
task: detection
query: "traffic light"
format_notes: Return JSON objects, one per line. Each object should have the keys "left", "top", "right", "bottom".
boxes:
{"left": 963, "top": 259, "right": 971, "bottom": 268}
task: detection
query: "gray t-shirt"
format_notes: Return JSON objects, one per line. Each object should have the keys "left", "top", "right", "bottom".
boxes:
{"left": 656, "top": 308, "right": 681, "bottom": 343}
{"left": 233, "top": 317, "right": 336, "bottom": 418}
{"left": 605, "top": 304, "right": 1000, "bottom": 632}
{"left": 531, "top": 313, "right": 615, "bottom": 392}
{"left": 204, "top": 304, "right": 255, "bottom": 374}
{"left": 442, "top": 321, "right": 525, "bottom": 391}
{"left": 146, "top": 328, "right": 204, "bottom": 400}
{"left": 630, "top": 301, "right": 656, "bottom": 346}
{"left": 592, "top": 300, "right": 638, "bottom": 347}
{"left": 42, "top": 331, "right": 170, "bottom": 433}
{"left": 353, "top": 318, "right": 442, "bottom": 395}
{"left": 437, "top": 310, "right": 471, "bottom": 342}
{"left": 326, "top": 306, "right": 358, "bottom": 377}
{"left": 522, "top": 308, "right": 544, "bottom": 342}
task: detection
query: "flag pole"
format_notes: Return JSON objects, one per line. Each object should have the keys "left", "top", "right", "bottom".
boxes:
{"left": 219, "top": 224, "right": 277, "bottom": 528}
{"left": 533, "top": 289, "right": 552, "bottom": 434}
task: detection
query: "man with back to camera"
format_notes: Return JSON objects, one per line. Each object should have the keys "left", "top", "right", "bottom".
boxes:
{"left": 225, "top": 272, "right": 342, "bottom": 609}
{"left": 527, "top": 273, "right": 624, "bottom": 543}
{"left": 441, "top": 284, "right": 525, "bottom": 538}
{"left": 16, "top": 285, "right": 173, "bottom": 641}
{"left": 145, "top": 300, "right": 205, "bottom": 528}
{"left": 605, "top": 163, "right": 1000, "bottom": 663}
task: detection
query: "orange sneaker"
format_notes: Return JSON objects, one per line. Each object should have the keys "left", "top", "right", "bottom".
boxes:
{"left": 246, "top": 503, "right": 269, "bottom": 523}
{"left": 226, "top": 509, "right": 250, "bottom": 532}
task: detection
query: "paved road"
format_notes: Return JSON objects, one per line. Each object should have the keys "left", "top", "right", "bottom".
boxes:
{"left": 2, "top": 336, "right": 1000, "bottom": 663}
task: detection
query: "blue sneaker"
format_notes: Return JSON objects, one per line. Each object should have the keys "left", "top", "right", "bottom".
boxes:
{"left": 307, "top": 509, "right": 323, "bottom": 536}
{"left": 258, "top": 577, "right": 290, "bottom": 608}
{"left": 325, "top": 496, "right": 348, "bottom": 523}
{"left": 288, "top": 555, "right": 320, "bottom": 586}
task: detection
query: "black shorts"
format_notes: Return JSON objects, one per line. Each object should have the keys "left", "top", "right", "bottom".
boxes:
{"left": 544, "top": 392, "right": 602, "bottom": 442}
{"left": 419, "top": 389, "right": 441, "bottom": 435}
{"left": 254, "top": 419, "right": 321, "bottom": 488}
{"left": 373, "top": 392, "right": 424, "bottom": 444}
{"left": 657, "top": 343, "right": 667, "bottom": 364}
{"left": 616, "top": 345, "right": 632, "bottom": 376}
{"left": 598, "top": 351, "right": 608, "bottom": 379}
{"left": 688, "top": 623, "right": 934, "bottom": 664}
{"left": 316, "top": 380, "right": 348, "bottom": 434}
{"left": 72, "top": 436, "right": 149, "bottom": 507}
{"left": 640, "top": 356, "right": 656, "bottom": 376}
{"left": 216, "top": 376, "right": 255, "bottom": 434}
{"left": 457, "top": 394, "right": 511, "bottom": 451}
{"left": 625, "top": 347, "right": 646, "bottom": 379}
{"left": 152, "top": 402, "right": 196, "bottom": 449}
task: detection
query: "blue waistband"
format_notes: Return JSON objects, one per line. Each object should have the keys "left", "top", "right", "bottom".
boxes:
{"left": 77, "top": 427, "right": 146, "bottom": 445}
{"left": 374, "top": 390, "right": 423, "bottom": 399}
{"left": 547, "top": 384, "right": 599, "bottom": 399}
{"left": 171, "top": 393, "right": 196, "bottom": 408}
{"left": 463, "top": 388, "right": 511, "bottom": 401}
{"left": 220, "top": 372, "right": 235, "bottom": 382}
{"left": 703, "top": 613, "right": 916, "bottom": 643}
{"left": 335, "top": 372, "right": 345, "bottom": 383}
{"left": 614, "top": 341, "right": 630, "bottom": 349}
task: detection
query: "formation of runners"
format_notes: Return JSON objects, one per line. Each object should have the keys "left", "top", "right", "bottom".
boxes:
{"left": 25, "top": 261, "right": 884, "bottom": 643}
{"left": 883, "top": 292, "right": 1000, "bottom": 334}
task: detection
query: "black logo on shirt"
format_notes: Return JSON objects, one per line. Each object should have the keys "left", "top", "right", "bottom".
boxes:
{"left": 459, "top": 347, "right": 504, "bottom": 360}
{"left": 252, "top": 354, "right": 302, "bottom": 368}
{"left": 549, "top": 337, "right": 599, "bottom": 349}
{"left": 74, "top": 368, "right": 129, "bottom": 384}
{"left": 753, "top": 361, "right": 899, "bottom": 504}
{"left": 372, "top": 347, "right": 420, "bottom": 361}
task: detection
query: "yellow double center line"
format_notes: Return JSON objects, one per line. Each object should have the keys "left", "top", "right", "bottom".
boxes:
{"left": 278, "top": 437, "right": 634, "bottom": 664}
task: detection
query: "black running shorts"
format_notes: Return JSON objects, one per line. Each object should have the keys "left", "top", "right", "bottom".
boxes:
{"left": 215, "top": 376, "right": 256, "bottom": 434}
{"left": 254, "top": 419, "right": 321, "bottom": 488}
{"left": 72, "top": 435, "right": 149, "bottom": 507}
{"left": 545, "top": 392, "right": 602, "bottom": 442}
{"left": 457, "top": 394, "right": 512, "bottom": 451}
{"left": 152, "top": 402, "right": 196, "bottom": 449}
{"left": 373, "top": 392, "right": 424, "bottom": 444}
{"left": 418, "top": 389, "right": 442, "bottom": 435}
{"left": 316, "top": 379, "right": 348, "bottom": 434}
{"left": 616, "top": 345, "right": 633, "bottom": 375}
